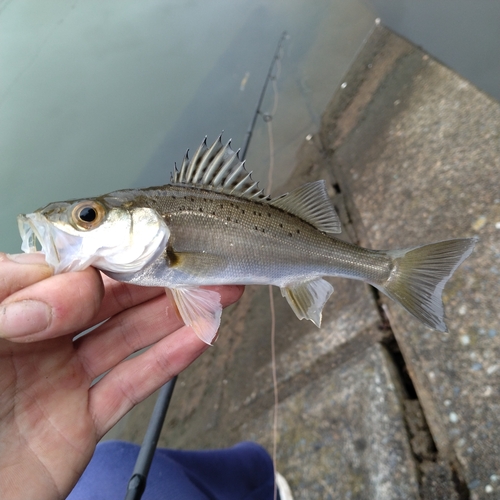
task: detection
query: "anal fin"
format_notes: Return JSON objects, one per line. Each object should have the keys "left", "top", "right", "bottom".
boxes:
{"left": 281, "top": 278, "right": 334, "bottom": 327}
{"left": 170, "top": 287, "right": 222, "bottom": 345}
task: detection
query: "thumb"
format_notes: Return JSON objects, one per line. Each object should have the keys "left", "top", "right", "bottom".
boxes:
{"left": 0, "top": 264, "right": 103, "bottom": 343}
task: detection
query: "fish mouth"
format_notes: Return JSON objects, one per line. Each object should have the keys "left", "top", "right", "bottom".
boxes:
{"left": 17, "top": 213, "right": 61, "bottom": 270}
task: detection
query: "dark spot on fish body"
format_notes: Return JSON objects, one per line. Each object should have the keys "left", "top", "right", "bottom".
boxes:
{"left": 167, "top": 246, "right": 180, "bottom": 267}
{"left": 199, "top": 208, "right": 203, "bottom": 212}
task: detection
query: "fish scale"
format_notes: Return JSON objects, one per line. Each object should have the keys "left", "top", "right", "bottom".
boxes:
{"left": 133, "top": 185, "right": 391, "bottom": 287}
{"left": 18, "top": 136, "right": 477, "bottom": 344}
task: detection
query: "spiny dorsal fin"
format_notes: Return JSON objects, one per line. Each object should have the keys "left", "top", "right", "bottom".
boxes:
{"left": 270, "top": 180, "right": 342, "bottom": 235}
{"left": 170, "top": 135, "right": 269, "bottom": 201}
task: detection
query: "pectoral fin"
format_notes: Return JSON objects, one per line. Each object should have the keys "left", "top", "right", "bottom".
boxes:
{"left": 170, "top": 287, "right": 222, "bottom": 345}
{"left": 281, "top": 278, "right": 334, "bottom": 327}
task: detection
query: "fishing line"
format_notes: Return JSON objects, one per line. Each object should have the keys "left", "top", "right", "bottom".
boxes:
{"left": 238, "top": 31, "right": 287, "bottom": 499}
{"left": 268, "top": 284, "right": 278, "bottom": 500}
{"left": 263, "top": 37, "right": 285, "bottom": 500}
{"left": 265, "top": 68, "right": 280, "bottom": 499}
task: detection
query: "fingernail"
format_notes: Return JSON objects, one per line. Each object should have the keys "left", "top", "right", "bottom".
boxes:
{"left": 0, "top": 300, "right": 52, "bottom": 339}
{"left": 7, "top": 253, "right": 48, "bottom": 265}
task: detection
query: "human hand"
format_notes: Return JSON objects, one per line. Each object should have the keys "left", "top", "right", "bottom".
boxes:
{"left": 0, "top": 253, "right": 243, "bottom": 500}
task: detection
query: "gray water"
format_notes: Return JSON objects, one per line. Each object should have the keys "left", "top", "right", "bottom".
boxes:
{"left": 1, "top": 0, "right": 499, "bottom": 253}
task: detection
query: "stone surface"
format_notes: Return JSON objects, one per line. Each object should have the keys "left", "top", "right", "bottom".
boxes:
{"left": 244, "top": 343, "right": 420, "bottom": 500}
{"left": 321, "top": 24, "right": 500, "bottom": 499}
{"left": 161, "top": 280, "right": 383, "bottom": 451}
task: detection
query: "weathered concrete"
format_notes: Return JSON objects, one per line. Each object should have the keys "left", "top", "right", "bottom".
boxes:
{"left": 104, "top": 24, "right": 499, "bottom": 499}
{"left": 321, "top": 24, "right": 500, "bottom": 499}
{"left": 244, "top": 343, "right": 420, "bottom": 500}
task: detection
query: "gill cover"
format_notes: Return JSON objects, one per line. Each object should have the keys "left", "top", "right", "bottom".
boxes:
{"left": 18, "top": 199, "right": 169, "bottom": 275}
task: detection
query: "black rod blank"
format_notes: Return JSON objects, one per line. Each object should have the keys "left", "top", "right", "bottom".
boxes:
{"left": 124, "top": 376, "right": 177, "bottom": 500}
{"left": 241, "top": 31, "right": 288, "bottom": 161}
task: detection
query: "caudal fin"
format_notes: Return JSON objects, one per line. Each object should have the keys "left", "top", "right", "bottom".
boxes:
{"left": 377, "top": 238, "right": 477, "bottom": 332}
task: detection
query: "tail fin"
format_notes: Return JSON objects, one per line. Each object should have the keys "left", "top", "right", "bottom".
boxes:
{"left": 377, "top": 238, "right": 477, "bottom": 332}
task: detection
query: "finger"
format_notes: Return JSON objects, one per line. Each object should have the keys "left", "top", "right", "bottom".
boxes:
{"left": 77, "top": 293, "right": 181, "bottom": 380}
{"left": 89, "top": 325, "right": 207, "bottom": 437}
{"left": 0, "top": 253, "right": 52, "bottom": 302}
{"left": 84, "top": 274, "right": 165, "bottom": 328}
{"left": 76, "top": 285, "right": 244, "bottom": 380}
{"left": 0, "top": 267, "right": 104, "bottom": 342}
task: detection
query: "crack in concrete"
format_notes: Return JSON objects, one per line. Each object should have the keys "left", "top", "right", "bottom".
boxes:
{"left": 319, "top": 134, "right": 470, "bottom": 499}
{"left": 318, "top": 119, "right": 470, "bottom": 500}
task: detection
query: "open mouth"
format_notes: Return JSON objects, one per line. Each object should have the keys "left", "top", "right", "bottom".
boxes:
{"left": 17, "top": 213, "right": 60, "bottom": 269}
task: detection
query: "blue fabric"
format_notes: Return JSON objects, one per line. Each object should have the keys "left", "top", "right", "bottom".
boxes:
{"left": 68, "top": 441, "right": 275, "bottom": 499}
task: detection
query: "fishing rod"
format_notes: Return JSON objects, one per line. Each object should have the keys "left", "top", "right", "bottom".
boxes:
{"left": 123, "top": 31, "right": 288, "bottom": 500}
{"left": 124, "top": 376, "right": 177, "bottom": 500}
{"left": 241, "top": 31, "right": 288, "bottom": 161}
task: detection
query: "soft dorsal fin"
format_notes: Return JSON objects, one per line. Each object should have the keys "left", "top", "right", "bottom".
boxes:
{"left": 171, "top": 135, "right": 269, "bottom": 201}
{"left": 270, "top": 180, "right": 342, "bottom": 235}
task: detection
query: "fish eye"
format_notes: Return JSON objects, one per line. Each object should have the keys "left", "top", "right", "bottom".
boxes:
{"left": 79, "top": 207, "right": 96, "bottom": 222}
{"left": 72, "top": 201, "right": 105, "bottom": 230}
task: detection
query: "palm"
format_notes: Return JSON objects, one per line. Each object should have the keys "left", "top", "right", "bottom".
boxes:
{"left": 0, "top": 254, "right": 243, "bottom": 499}
{"left": 0, "top": 336, "right": 93, "bottom": 498}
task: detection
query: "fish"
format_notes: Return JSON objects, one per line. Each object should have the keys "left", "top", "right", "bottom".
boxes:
{"left": 18, "top": 135, "right": 477, "bottom": 344}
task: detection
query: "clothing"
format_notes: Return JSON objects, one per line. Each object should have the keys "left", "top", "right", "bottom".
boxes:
{"left": 68, "top": 440, "right": 276, "bottom": 499}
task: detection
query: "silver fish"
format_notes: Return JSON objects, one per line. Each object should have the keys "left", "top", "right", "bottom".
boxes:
{"left": 18, "top": 136, "right": 477, "bottom": 344}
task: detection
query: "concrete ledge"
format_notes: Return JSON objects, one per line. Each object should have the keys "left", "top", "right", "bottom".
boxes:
{"left": 322, "top": 23, "right": 500, "bottom": 499}
{"left": 246, "top": 343, "right": 420, "bottom": 500}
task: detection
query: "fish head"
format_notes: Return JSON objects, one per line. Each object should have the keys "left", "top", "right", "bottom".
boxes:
{"left": 18, "top": 194, "right": 170, "bottom": 275}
